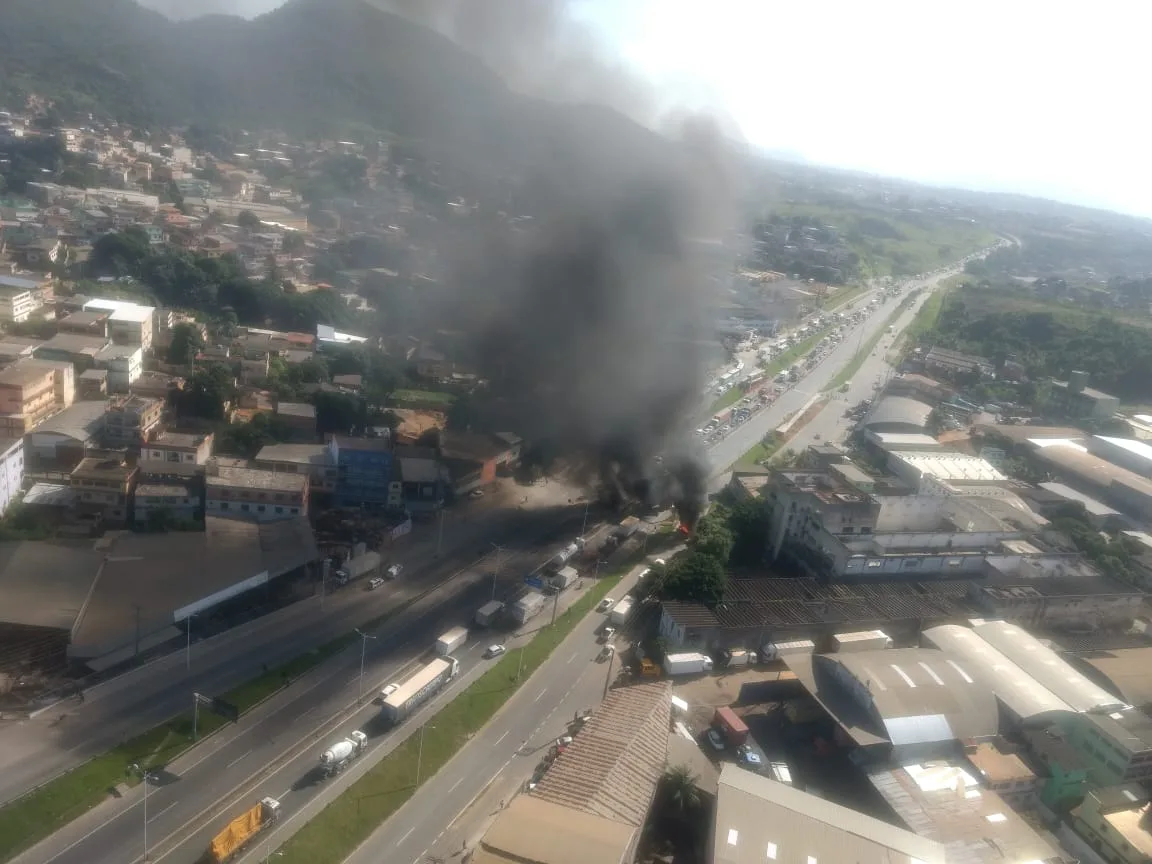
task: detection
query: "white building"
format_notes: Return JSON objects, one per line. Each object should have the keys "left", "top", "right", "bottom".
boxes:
{"left": 0, "top": 279, "right": 39, "bottom": 323}
{"left": 0, "top": 437, "right": 24, "bottom": 517}
{"left": 94, "top": 344, "right": 143, "bottom": 393}
{"left": 1089, "top": 435, "right": 1152, "bottom": 479}
{"left": 83, "top": 298, "right": 155, "bottom": 351}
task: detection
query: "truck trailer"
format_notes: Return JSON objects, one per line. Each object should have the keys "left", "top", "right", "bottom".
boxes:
{"left": 665, "top": 652, "right": 713, "bottom": 676}
{"left": 436, "top": 626, "right": 469, "bottom": 656}
{"left": 320, "top": 730, "right": 367, "bottom": 776}
{"left": 550, "top": 566, "right": 578, "bottom": 591}
{"left": 713, "top": 706, "right": 749, "bottom": 746}
{"left": 208, "top": 797, "right": 281, "bottom": 863}
{"left": 511, "top": 591, "right": 546, "bottom": 624}
{"left": 608, "top": 596, "right": 634, "bottom": 627}
{"left": 549, "top": 541, "right": 581, "bottom": 571}
{"left": 832, "top": 629, "right": 893, "bottom": 653}
{"left": 381, "top": 657, "right": 459, "bottom": 724}
{"left": 760, "top": 639, "right": 815, "bottom": 662}
{"left": 475, "top": 600, "right": 505, "bottom": 627}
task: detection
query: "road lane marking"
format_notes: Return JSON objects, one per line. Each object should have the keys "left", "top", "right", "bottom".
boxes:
{"left": 448, "top": 777, "right": 464, "bottom": 793}
{"left": 566, "top": 651, "right": 578, "bottom": 664}
{"left": 398, "top": 826, "right": 416, "bottom": 844}
{"left": 149, "top": 801, "right": 178, "bottom": 822}
{"left": 533, "top": 689, "right": 547, "bottom": 703}
{"left": 495, "top": 730, "right": 509, "bottom": 745}
{"left": 225, "top": 749, "right": 251, "bottom": 769}
{"left": 40, "top": 795, "right": 138, "bottom": 864}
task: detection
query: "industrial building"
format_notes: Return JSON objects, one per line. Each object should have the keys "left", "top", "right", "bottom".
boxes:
{"left": 711, "top": 763, "right": 944, "bottom": 864}
{"left": 786, "top": 647, "right": 999, "bottom": 760}
{"left": 1088, "top": 435, "right": 1152, "bottom": 479}
{"left": 473, "top": 681, "right": 670, "bottom": 864}
{"left": 860, "top": 396, "right": 934, "bottom": 435}
{"left": 1049, "top": 371, "right": 1120, "bottom": 422}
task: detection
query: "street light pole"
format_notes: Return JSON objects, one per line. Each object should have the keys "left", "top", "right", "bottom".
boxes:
{"left": 515, "top": 645, "right": 526, "bottom": 681}
{"left": 416, "top": 724, "right": 435, "bottom": 786}
{"left": 581, "top": 500, "right": 590, "bottom": 536}
{"left": 355, "top": 629, "right": 376, "bottom": 704}
{"left": 603, "top": 650, "right": 614, "bottom": 699}
{"left": 132, "top": 763, "right": 151, "bottom": 861}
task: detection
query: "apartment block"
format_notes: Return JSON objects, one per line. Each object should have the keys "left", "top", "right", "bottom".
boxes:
{"left": 1073, "top": 785, "right": 1152, "bottom": 864}
{"left": 139, "top": 431, "right": 214, "bottom": 478}
{"left": 0, "top": 437, "right": 24, "bottom": 517}
{"left": 0, "top": 278, "right": 39, "bottom": 323}
{"left": 0, "top": 362, "right": 64, "bottom": 436}
{"left": 205, "top": 464, "right": 308, "bottom": 521}
{"left": 93, "top": 344, "right": 143, "bottom": 393}
{"left": 70, "top": 455, "right": 137, "bottom": 525}
{"left": 82, "top": 298, "right": 155, "bottom": 351}
{"left": 104, "top": 395, "right": 163, "bottom": 448}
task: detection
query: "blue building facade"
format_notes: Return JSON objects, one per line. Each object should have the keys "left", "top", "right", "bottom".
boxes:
{"left": 332, "top": 437, "right": 394, "bottom": 509}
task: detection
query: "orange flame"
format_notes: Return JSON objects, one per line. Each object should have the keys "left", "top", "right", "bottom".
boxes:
{"left": 677, "top": 523, "right": 691, "bottom": 536}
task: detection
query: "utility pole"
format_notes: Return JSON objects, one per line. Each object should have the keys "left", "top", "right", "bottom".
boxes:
{"left": 192, "top": 692, "right": 200, "bottom": 741}
{"left": 603, "top": 649, "right": 614, "bottom": 699}
{"left": 515, "top": 645, "right": 526, "bottom": 681}
{"left": 550, "top": 588, "right": 559, "bottom": 626}
{"left": 131, "top": 764, "right": 152, "bottom": 861}
{"left": 355, "top": 629, "right": 376, "bottom": 704}
{"left": 581, "top": 500, "right": 590, "bottom": 537}
{"left": 490, "top": 543, "right": 506, "bottom": 602}
{"left": 184, "top": 613, "right": 196, "bottom": 671}
{"left": 416, "top": 724, "right": 436, "bottom": 786}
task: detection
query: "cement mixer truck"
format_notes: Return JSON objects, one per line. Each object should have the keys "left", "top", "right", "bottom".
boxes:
{"left": 319, "top": 730, "right": 367, "bottom": 777}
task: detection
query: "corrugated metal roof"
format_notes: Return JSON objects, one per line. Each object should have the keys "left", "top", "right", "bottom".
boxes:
{"left": 972, "top": 620, "right": 1126, "bottom": 713}
{"left": 922, "top": 624, "right": 1073, "bottom": 721}
{"left": 862, "top": 396, "right": 933, "bottom": 431}
{"left": 531, "top": 681, "right": 670, "bottom": 827}
{"left": 714, "top": 763, "right": 944, "bottom": 864}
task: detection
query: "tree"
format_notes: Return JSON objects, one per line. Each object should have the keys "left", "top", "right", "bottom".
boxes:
{"left": 282, "top": 230, "right": 304, "bottom": 254}
{"left": 662, "top": 765, "right": 702, "bottom": 815}
{"left": 660, "top": 552, "right": 727, "bottom": 606}
{"left": 728, "top": 497, "right": 771, "bottom": 566}
{"left": 237, "top": 209, "right": 262, "bottom": 231}
{"left": 178, "top": 364, "right": 234, "bottom": 421}
{"left": 167, "top": 180, "right": 186, "bottom": 214}
{"left": 167, "top": 323, "right": 204, "bottom": 366}
{"left": 313, "top": 390, "right": 363, "bottom": 436}
{"left": 693, "top": 506, "right": 735, "bottom": 564}
{"left": 88, "top": 228, "right": 152, "bottom": 277}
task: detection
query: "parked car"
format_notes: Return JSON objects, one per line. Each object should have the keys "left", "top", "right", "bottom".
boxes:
{"left": 484, "top": 644, "right": 507, "bottom": 659}
{"left": 597, "top": 597, "right": 615, "bottom": 612}
{"left": 598, "top": 644, "right": 615, "bottom": 662}
{"left": 598, "top": 626, "right": 617, "bottom": 643}
{"left": 386, "top": 564, "right": 403, "bottom": 579}
{"left": 706, "top": 729, "right": 726, "bottom": 751}
{"left": 368, "top": 577, "right": 385, "bottom": 589}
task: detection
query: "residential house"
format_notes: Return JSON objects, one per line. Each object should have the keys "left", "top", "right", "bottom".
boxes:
{"left": 0, "top": 437, "right": 24, "bottom": 517}
{"left": 76, "top": 369, "right": 108, "bottom": 400}
{"left": 130, "top": 370, "right": 182, "bottom": 401}
{"left": 0, "top": 278, "right": 38, "bottom": 323}
{"left": 33, "top": 332, "right": 110, "bottom": 370}
{"left": 140, "top": 431, "right": 214, "bottom": 478}
{"left": 57, "top": 309, "right": 111, "bottom": 338}
{"left": 70, "top": 455, "right": 137, "bottom": 526}
{"left": 205, "top": 464, "right": 308, "bottom": 521}
{"left": 394, "top": 448, "right": 441, "bottom": 512}
{"left": 440, "top": 432, "right": 515, "bottom": 495}
{"left": 103, "top": 395, "right": 163, "bottom": 448}
{"left": 13, "top": 237, "right": 65, "bottom": 270}
{"left": 93, "top": 344, "right": 143, "bottom": 393}
{"left": 274, "top": 402, "right": 317, "bottom": 442}
{"left": 0, "top": 361, "right": 69, "bottom": 436}
{"left": 1073, "top": 785, "right": 1152, "bottom": 864}
{"left": 254, "top": 441, "right": 337, "bottom": 495}
{"left": 134, "top": 482, "right": 200, "bottom": 524}
{"left": 964, "top": 741, "right": 1040, "bottom": 808}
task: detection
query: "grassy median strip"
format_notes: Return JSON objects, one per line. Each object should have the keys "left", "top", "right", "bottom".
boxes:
{"left": 274, "top": 565, "right": 634, "bottom": 864}
{"left": 826, "top": 295, "right": 916, "bottom": 392}
{"left": 0, "top": 634, "right": 357, "bottom": 862}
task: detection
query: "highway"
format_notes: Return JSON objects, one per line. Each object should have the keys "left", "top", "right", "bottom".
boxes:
{"left": 329, "top": 559, "right": 657, "bottom": 864}
{"left": 705, "top": 264, "right": 971, "bottom": 476}
{"left": 14, "top": 520, "right": 608, "bottom": 864}
{"left": 0, "top": 480, "right": 584, "bottom": 806}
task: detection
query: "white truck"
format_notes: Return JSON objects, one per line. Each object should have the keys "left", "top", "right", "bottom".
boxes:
{"left": 665, "top": 652, "right": 713, "bottom": 676}
{"left": 381, "top": 657, "right": 459, "bottom": 724}
{"left": 608, "top": 596, "right": 634, "bottom": 627}
{"left": 475, "top": 600, "right": 505, "bottom": 627}
{"left": 511, "top": 591, "right": 546, "bottom": 624}
{"left": 436, "top": 626, "right": 469, "bottom": 656}
{"left": 335, "top": 550, "right": 381, "bottom": 584}
{"left": 319, "top": 730, "right": 367, "bottom": 776}
{"left": 832, "top": 629, "right": 892, "bottom": 653}
{"left": 550, "top": 566, "right": 578, "bottom": 592}
{"left": 761, "top": 639, "right": 816, "bottom": 662}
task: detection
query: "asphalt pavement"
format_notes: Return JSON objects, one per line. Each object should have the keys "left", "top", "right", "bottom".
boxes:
{"left": 334, "top": 558, "right": 658, "bottom": 864}
{"left": 0, "top": 480, "right": 584, "bottom": 806}
{"left": 15, "top": 524, "right": 605, "bottom": 864}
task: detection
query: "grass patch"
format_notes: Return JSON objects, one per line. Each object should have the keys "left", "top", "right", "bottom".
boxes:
{"left": 903, "top": 280, "right": 953, "bottom": 343}
{"left": 390, "top": 389, "right": 456, "bottom": 407}
{"left": 0, "top": 635, "right": 356, "bottom": 863}
{"left": 274, "top": 563, "right": 637, "bottom": 864}
{"left": 827, "top": 294, "right": 918, "bottom": 392}
{"left": 709, "top": 385, "right": 744, "bottom": 414}
{"left": 736, "top": 435, "right": 784, "bottom": 468}
{"left": 822, "top": 283, "right": 868, "bottom": 309}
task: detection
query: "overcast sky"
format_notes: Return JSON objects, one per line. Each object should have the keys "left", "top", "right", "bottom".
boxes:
{"left": 143, "top": 0, "right": 1151, "bottom": 219}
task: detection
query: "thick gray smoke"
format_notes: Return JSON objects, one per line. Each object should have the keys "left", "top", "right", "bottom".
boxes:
{"left": 438, "top": 120, "right": 735, "bottom": 526}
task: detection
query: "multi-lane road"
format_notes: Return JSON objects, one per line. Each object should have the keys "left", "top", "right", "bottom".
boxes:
{"left": 14, "top": 520, "right": 609, "bottom": 864}
{"left": 0, "top": 482, "right": 583, "bottom": 807}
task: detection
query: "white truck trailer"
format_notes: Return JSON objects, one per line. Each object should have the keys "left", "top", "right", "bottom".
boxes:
{"left": 381, "top": 657, "right": 459, "bottom": 724}
{"left": 319, "top": 730, "right": 367, "bottom": 776}
{"left": 832, "top": 629, "right": 893, "bottom": 653}
{"left": 609, "top": 596, "right": 634, "bottom": 627}
{"left": 475, "top": 600, "right": 505, "bottom": 627}
{"left": 436, "top": 626, "right": 469, "bottom": 656}
{"left": 550, "top": 566, "right": 578, "bottom": 591}
{"left": 665, "top": 652, "right": 713, "bottom": 676}
{"left": 511, "top": 591, "right": 546, "bottom": 625}
{"left": 760, "top": 639, "right": 816, "bottom": 662}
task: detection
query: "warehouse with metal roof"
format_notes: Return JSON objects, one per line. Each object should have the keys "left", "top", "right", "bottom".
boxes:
{"left": 972, "top": 620, "right": 1126, "bottom": 713}
{"left": 861, "top": 396, "right": 934, "bottom": 434}
{"left": 713, "top": 763, "right": 944, "bottom": 864}
{"left": 787, "top": 647, "right": 998, "bottom": 757}
{"left": 921, "top": 624, "right": 1074, "bottom": 723}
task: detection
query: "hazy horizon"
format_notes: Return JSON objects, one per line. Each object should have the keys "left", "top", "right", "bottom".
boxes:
{"left": 138, "top": 0, "right": 1152, "bottom": 221}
